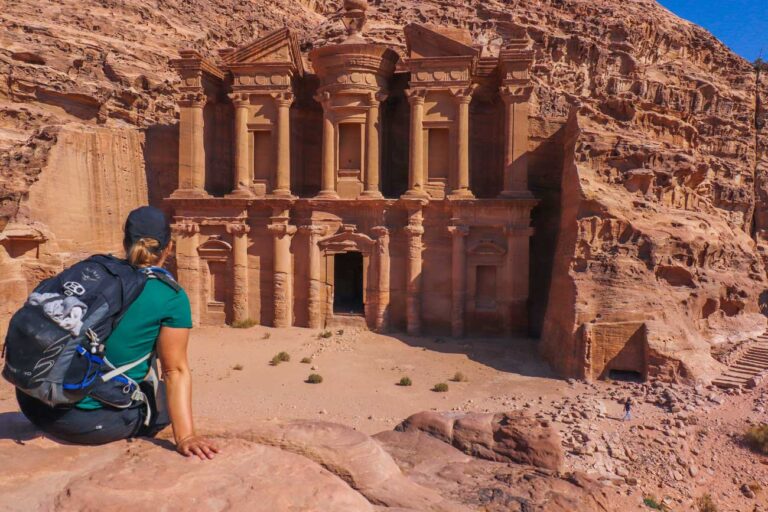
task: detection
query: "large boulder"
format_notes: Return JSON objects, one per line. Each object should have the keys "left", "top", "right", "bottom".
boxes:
{"left": 395, "top": 411, "right": 564, "bottom": 472}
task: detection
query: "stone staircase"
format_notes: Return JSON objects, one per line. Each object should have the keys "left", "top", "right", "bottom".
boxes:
{"left": 713, "top": 333, "right": 768, "bottom": 389}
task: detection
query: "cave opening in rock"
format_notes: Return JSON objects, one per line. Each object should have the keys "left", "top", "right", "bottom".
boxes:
{"left": 333, "top": 252, "right": 364, "bottom": 315}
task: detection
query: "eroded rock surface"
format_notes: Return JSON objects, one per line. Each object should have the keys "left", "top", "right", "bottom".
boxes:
{"left": 395, "top": 410, "right": 564, "bottom": 471}
{"left": 0, "top": 412, "right": 637, "bottom": 512}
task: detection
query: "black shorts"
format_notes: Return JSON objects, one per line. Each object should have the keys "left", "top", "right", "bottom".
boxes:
{"left": 16, "top": 382, "right": 170, "bottom": 445}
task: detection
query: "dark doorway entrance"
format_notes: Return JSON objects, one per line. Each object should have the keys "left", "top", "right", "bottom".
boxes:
{"left": 334, "top": 252, "right": 364, "bottom": 314}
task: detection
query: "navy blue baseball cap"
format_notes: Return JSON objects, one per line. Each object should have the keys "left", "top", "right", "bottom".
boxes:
{"left": 123, "top": 206, "right": 171, "bottom": 250}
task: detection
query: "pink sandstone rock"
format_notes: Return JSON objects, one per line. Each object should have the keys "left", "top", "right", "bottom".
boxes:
{"left": 396, "top": 410, "right": 564, "bottom": 472}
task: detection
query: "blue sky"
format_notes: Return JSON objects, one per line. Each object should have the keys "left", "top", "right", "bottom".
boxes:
{"left": 658, "top": 0, "right": 766, "bottom": 62}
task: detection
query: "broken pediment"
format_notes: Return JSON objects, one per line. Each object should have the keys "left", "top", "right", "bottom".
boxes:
{"left": 198, "top": 237, "right": 232, "bottom": 261}
{"left": 223, "top": 28, "right": 304, "bottom": 76}
{"left": 404, "top": 24, "right": 479, "bottom": 59}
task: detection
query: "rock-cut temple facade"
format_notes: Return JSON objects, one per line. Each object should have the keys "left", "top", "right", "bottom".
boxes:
{"left": 167, "top": 18, "right": 536, "bottom": 337}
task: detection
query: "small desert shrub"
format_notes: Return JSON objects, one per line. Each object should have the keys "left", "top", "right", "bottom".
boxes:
{"left": 450, "top": 371, "right": 468, "bottom": 382}
{"left": 744, "top": 424, "right": 768, "bottom": 454}
{"left": 643, "top": 496, "right": 665, "bottom": 510}
{"left": 398, "top": 376, "right": 412, "bottom": 386}
{"left": 262, "top": 332, "right": 271, "bottom": 340}
{"left": 432, "top": 382, "right": 449, "bottom": 393}
{"left": 231, "top": 318, "right": 257, "bottom": 329}
{"left": 306, "top": 373, "right": 323, "bottom": 384}
{"left": 270, "top": 351, "right": 291, "bottom": 366}
{"left": 318, "top": 330, "right": 333, "bottom": 339}
{"left": 336, "top": 329, "right": 344, "bottom": 335}
{"left": 300, "top": 357, "right": 313, "bottom": 364}
{"left": 696, "top": 494, "right": 717, "bottom": 512}
{"left": 232, "top": 364, "right": 244, "bottom": 371}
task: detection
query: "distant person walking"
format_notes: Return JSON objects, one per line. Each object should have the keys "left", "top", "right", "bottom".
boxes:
{"left": 623, "top": 397, "right": 633, "bottom": 421}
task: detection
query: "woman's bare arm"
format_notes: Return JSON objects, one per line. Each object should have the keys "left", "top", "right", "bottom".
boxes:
{"left": 156, "top": 326, "right": 218, "bottom": 460}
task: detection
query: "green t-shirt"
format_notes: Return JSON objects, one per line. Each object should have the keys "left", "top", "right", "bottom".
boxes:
{"left": 77, "top": 278, "right": 192, "bottom": 410}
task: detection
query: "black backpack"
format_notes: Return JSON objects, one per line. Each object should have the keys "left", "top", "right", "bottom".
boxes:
{"left": 2, "top": 254, "right": 149, "bottom": 408}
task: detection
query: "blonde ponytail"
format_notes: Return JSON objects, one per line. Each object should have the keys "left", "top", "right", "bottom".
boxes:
{"left": 127, "top": 237, "right": 162, "bottom": 267}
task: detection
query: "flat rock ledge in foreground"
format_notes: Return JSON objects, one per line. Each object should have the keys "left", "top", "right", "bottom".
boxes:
{"left": 0, "top": 411, "right": 638, "bottom": 511}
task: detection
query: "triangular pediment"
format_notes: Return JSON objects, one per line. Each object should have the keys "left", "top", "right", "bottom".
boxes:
{"left": 224, "top": 28, "right": 304, "bottom": 75}
{"left": 404, "top": 24, "right": 478, "bottom": 59}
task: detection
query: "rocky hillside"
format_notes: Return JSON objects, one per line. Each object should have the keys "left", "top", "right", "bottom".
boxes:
{"left": 1, "top": 0, "right": 766, "bottom": 379}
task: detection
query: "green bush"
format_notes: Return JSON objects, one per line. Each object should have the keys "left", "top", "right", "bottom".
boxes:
{"left": 432, "top": 382, "right": 449, "bottom": 393}
{"left": 231, "top": 318, "right": 257, "bottom": 329}
{"left": 232, "top": 363, "right": 244, "bottom": 371}
{"left": 450, "top": 371, "right": 468, "bottom": 382}
{"left": 262, "top": 332, "right": 271, "bottom": 340}
{"left": 318, "top": 330, "right": 332, "bottom": 339}
{"left": 306, "top": 373, "right": 323, "bottom": 384}
{"left": 398, "top": 376, "right": 412, "bottom": 386}
{"left": 744, "top": 424, "right": 768, "bottom": 454}
{"left": 696, "top": 494, "right": 717, "bottom": 512}
{"left": 300, "top": 357, "right": 313, "bottom": 364}
{"left": 643, "top": 496, "right": 666, "bottom": 510}
{"left": 270, "top": 351, "right": 291, "bottom": 366}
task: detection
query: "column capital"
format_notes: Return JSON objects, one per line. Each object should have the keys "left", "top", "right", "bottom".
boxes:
{"left": 226, "top": 222, "right": 251, "bottom": 236}
{"left": 228, "top": 92, "right": 250, "bottom": 107}
{"left": 298, "top": 224, "right": 328, "bottom": 237}
{"left": 313, "top": 90, "right": 332, "bottom": 107}
{"left": 177, "top": 91, "right": 207, "bottom": 108}
{"left": 404, "top": 224, "right": 425, "bottom": 237}
{"left": 367, "top": 91, "right": 388, "bottom": 106}
{"left": 272, "top": 91, "right": 295, "bottom": 108}
{"left": 267, "top": 222, "right": 297, "bottom": 238}
{"left": 405, "top": 88, "right": 427, "bottom": 105}
{"left": 171, "top": 220, "right": 200, "bottom": 237}
{"left": 371, "top": 226, "right": 390, "bottom": 238}
{"left": 500, "top": 84, "right": 533, "bottom": 103}
{"left": 449, "top": 84, "right": 478, "bottom": 104}
{"left": 448, "top": 224, "right": 470, "bottom": 237}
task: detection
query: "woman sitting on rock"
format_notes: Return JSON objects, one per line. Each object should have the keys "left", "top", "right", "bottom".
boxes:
{"left": 16, "top": 206, "right": 218, "bottom": 460}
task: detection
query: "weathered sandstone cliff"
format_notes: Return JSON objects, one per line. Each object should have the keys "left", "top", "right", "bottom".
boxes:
{"left": 1, "top": 0, "right": 766, "bottom": 380}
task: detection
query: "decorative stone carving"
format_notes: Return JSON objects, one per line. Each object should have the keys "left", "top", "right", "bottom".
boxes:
{"left": 177, "top": 91, "right": 207, "bottom": 108}
{"left": 171, "top": 221, "right": 200, "bottom": 237}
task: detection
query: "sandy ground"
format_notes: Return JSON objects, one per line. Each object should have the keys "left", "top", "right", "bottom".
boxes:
{"left": 184, "top": 325, "right": 569, "bottom": 435}
{"left": 3, "top": 325, "right": 768, "bottom": 511}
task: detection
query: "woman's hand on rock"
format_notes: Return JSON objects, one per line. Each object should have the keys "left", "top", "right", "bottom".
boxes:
{"left": 177, "top": 435, "right": 219, "bottom": 460}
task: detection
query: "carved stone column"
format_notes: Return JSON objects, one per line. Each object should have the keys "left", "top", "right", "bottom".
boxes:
{"left": 227, "top": 222, "right": 251, "bottom": 324}
{"left": 298, "top": 224, "right": 327, "bottom": 329}
{"left": 172, "top": 221, "right": 201, "bottom": 324}
{"left": 268, "top": 211, "right": 297, "bottom": 328}
{"left": 362, "top": 93, "right": 385, "bottom": 198}
{"left": 403, "top": 90, "right": 428, "bottom": 198}
{"left": 498, "top": 41, "right": 534, "bottom": 198}
{"left": 172, "top": 92, "right": 208, "bottom": 198}
{"left": 499, "top": 86, "right": 532, "bottom": 197}
{"left": 228, "top": 93, "right": 255, "bottom": 198}
{"left": 404, "top": 209, "right": 424, "bottom": 335}
{"left": 371, "top": 226, "right": 390, "bottom": 332}
{"left": 316, "top": 91, "right": 339, "bottom": 199}
{"left": 503, "top": 225, "right": 534, "bottom": 335}
{"left": 447, "top": 223, "right": 469, "bottom": 337}
{"left": 273, "top": 92, "right": 294, "bottom": 197}
{"left": 450, "top": 88, "right": 475, "bottom": 198}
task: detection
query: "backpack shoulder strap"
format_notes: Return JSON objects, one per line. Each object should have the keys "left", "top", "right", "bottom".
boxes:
{"left": 143, "top": 267, "right": 181, "bottom": 293}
